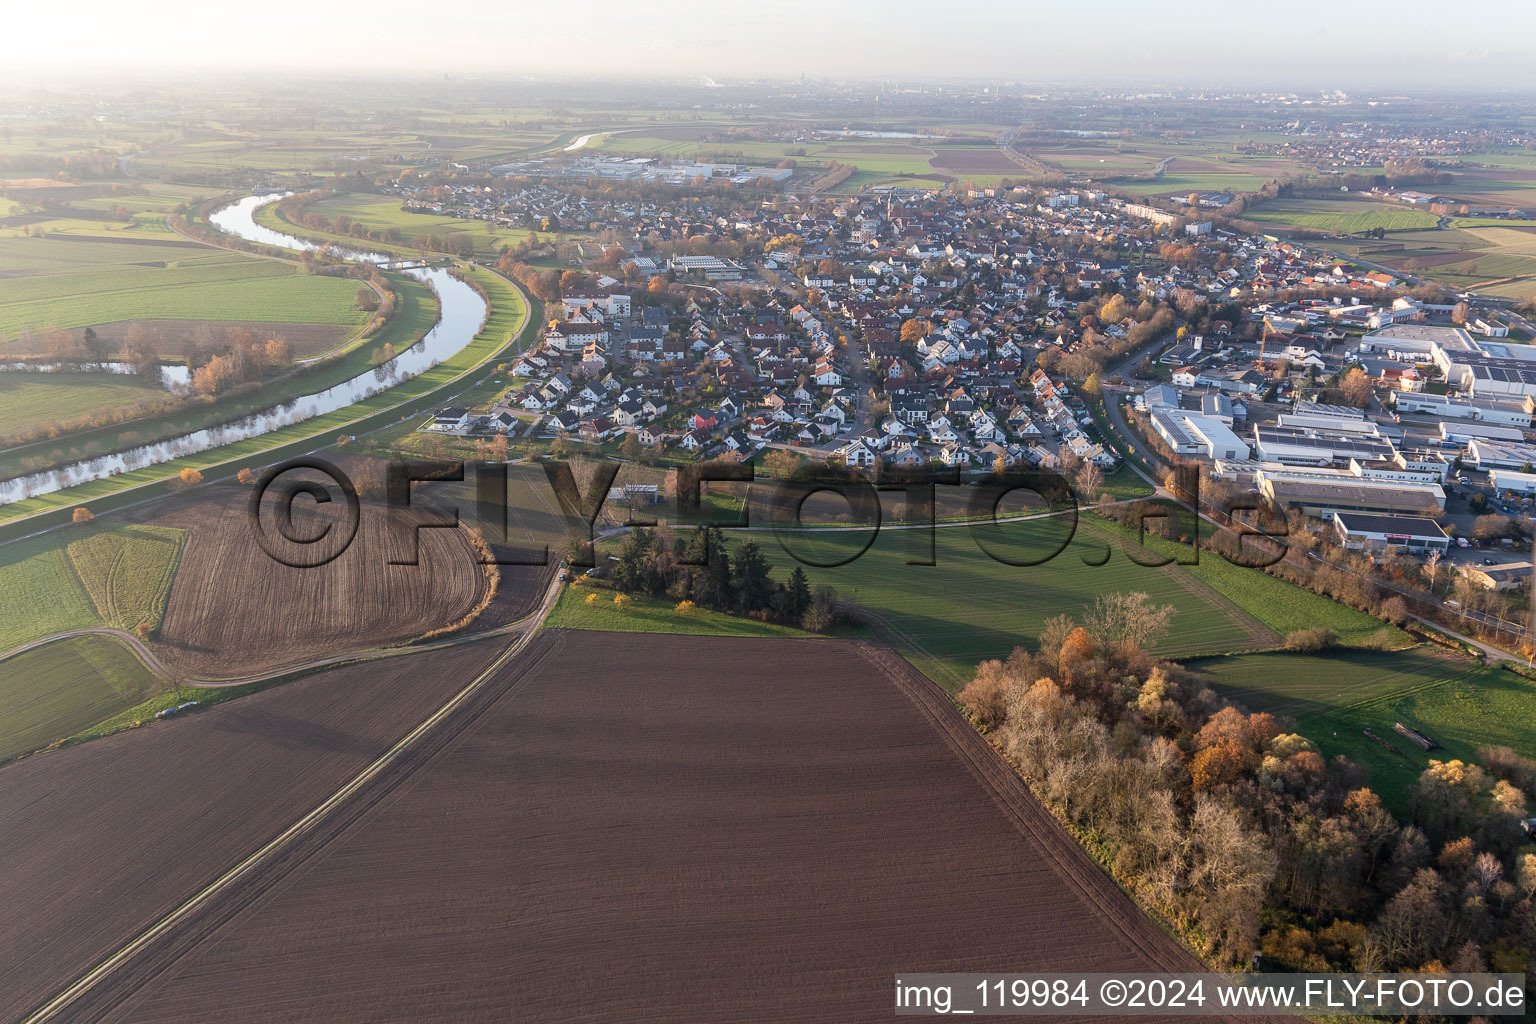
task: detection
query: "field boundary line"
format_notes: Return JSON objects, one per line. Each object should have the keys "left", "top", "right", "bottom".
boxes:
{"left": 18, "top": 571, "right": 563, "bottom": 1024}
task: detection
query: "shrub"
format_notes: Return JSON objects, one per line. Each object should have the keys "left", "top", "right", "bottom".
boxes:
{"left": 1283, "top": 627, "right": 1338, "bottom": 652}
{"left": 612, "top": 593, "right": 632, "bottom": 609}
{"left": 585, "top": 592, "right": 599, "bottom": 606}
{"left": 675, "top": 600, "right": 697, "bottom": 615}
{"left": 71, "top": 507, "right": 94, "bottom": 523}
{"left": 236, "top": 468, "right": 256, "bottom": 486}
{"left": 178, "top": 467, "right": 204, "bottom": 486}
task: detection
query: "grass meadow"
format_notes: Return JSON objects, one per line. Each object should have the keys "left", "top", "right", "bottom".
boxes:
{"left": 1187, "top": 649, "right": 1528, "bottom": 814}
{"left": 0, "top": 372, "right": 169, "bottom": 440}
{"left": 546, "top": 586, "right": 809, "bottom": 639}
{"left": 0, "top": 521, "right": 187, "bottom": 653}
{"left": 1241, "top": 198, "right": 1439, "bottom": 234}
{"left": 0, "top": 633, "right": 166, "bottom": 762}
{"left": 0, "top": 239, "right": 369, "bottom": 339}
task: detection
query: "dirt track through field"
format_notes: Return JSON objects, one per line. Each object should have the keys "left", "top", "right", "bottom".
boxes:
{"left": 0, "top": 637, "right": 510, "bottom": 1024}
{"left": 58, "top": 631, "right": 1285, "bottom": 1023}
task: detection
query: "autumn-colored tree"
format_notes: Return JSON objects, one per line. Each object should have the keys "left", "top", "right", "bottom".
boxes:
{"left": 612, "top": 593, "right": 632, "bottom": 609}
{"left": 900, "top": 318, "right": 929, "bottom": 343}
{"left": 675, "top": 600, "right": 697, "bottom": 615}
{"left": 264, "top": 337, "right": 291, "bottom": 365}
{"left": 236, "top": 468, "right": 256, "bottom": 485}
{"left": 71, "top": 507, "right": 94, "bottom": 523}
{"left": 191, "top": 353, "right": 239, "bottom": 395}
{"left": 178, "top": 468, "right": 203, "bottom": 486}
{"left": 135, "top": 622, "right": 153, "bottom": 640}
{"left": 959, "top": 658, "right": 1010, "bottom": 730}
{"left": 1191, "top": 738, "right": 1248, "bottom": 791}
{"left": 758, "top": 448, "right": 797, "bottom": 479}
{"left": 1056, "top": 626, "right": 1096, "bottom": 684}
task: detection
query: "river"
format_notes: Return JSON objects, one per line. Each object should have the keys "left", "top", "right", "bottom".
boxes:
{"left": 0, "top": 194, "right": 488, "bottom": 506}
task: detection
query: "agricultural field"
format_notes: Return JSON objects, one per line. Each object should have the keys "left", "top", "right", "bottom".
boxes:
{"left": 0, "top": 371, "right": 170, "bottom": 440}
{"left": 0, "top": 637, "right": 509, "bottom": 1024}
{"left": 927, "top": 146, "right": 1024, "bottom": 176}
{"left": 0, "top": 260, "right": 531, "bottom": 525}
{"left": 1187, "top": 648, "right": 1528, "bottom": 814}
{"left": 151, "top": 489, "right": 493, "bottom": 677}
{"left": 0, "top": 273, "right": 436, "bottom": 484}
{"left": 588, "top": 127, "right": 976, "bottom": 188}
{"left": 296, "top": 192, "right": 545, "bottom": 257}
{"left": 1435, "top": 157, "right": 1536, "bottom": 209}
{"left": 0, "top": 634, "right": 163, "bottom": 763}
{"left": 1326, "top": 222, "right": 1536, "bottom": 300}
{"left": 1241, "top": 197, "right": 1440, "bottom": 235}
{"left": 0, "top": 181, "right": 221, "bottom": 242}
{"left": 0, "top": 521, "right": 186, "bottom": 654}
{"left": 1025, "top": 136, "right": 1313, "bottom": 195}
{"left": 0, "top": 237, "right": 371, "bottom": 341}
{"left": 50, "top": 631, "right": 1203, "bottom": 1021}
{"left": 133, "top": 125, "right": 560, "bottom": 178}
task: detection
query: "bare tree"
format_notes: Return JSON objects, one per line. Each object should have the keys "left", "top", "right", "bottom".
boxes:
{"left": 1082, "top": 591, "right": 1174, "bottom": 654}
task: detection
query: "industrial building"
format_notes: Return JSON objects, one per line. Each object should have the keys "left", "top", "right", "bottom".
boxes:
{"left": 1251, "top": 426, "right": 1397, "bottom": 466}
{"left": 1468, "top": 439, "right": 1536, "bottom": 470}
{"left": 1489, "top": 468, "right": 1536, "bottom": 495}
{"left": 1332, "top": 512, "right": 1451, "bottom": 554}
{"left": 1149, "top": 410, "right": 1250, "bottom": 460}
{"left": 1391, "top": 390, "right": 1534, "bottom": 427}
{"left": 1259, "top": 476, "right": 1445, "bottom": 518}
{"left": 1439, "top": 421, "right": 1527, "bottom": 445}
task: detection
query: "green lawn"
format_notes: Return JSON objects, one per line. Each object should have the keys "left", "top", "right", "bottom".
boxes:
{"left": 546, "top": 586, "right": 809, "bottom": 639}
{"left": 1094, "top": 511, "right": 1407, "bottom": 648}
{"left": 0, "top": 372, "right": 170, "bottom": 440}
{"left": 1186, "top": 648, "right": 1524, "bottom": 814}
{"left": 740, "top": 514, "right": 1277, "bottom": 689}
{"left": 0, "top": 238, "right": 370, "bottom": 339}
{"left": 1243, "top": 198, "right": 1439, "bottom": 234}
{"left": 0, "top": 521, "right": 186, "bottom": 653}
{"left": 0, "top": 633, "right": 166, "bottom": 763}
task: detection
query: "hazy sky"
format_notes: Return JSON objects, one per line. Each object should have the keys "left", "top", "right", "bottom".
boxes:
{"left": 6, "top": 0, "right": 1532, "bottom": 89}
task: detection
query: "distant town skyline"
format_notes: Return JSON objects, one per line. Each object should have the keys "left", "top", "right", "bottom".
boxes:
{"left": 7, "top": 0, "right": 1532, "bottom": 91}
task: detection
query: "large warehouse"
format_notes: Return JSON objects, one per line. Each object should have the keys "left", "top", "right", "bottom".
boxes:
{"left": 1260, "top": 477, "right": 1446, "bottom": 518}
{"left": 1332, "top": 512, "right": 1451, "bottom": 554}
{"left": 1149, "top": 410, "right": 1250, "bottom": 460}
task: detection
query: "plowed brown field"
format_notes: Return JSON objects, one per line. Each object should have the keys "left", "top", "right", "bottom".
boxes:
{"left": 61, "top": 631, "right": 1262, "bottom": 1023}
{"left": 151, "top": 486, "right": 492, "bottom": 677}
{"left": 0, "top": 637, "right": 509, "bottom": 1024}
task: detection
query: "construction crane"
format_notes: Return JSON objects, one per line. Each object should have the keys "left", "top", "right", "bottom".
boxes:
{"left": 1258, "top": 316, "right": 1275, "bottom": 367}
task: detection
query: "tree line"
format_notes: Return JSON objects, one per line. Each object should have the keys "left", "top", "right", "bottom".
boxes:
{"left": 959, "top": 594, "right": 1535, "bottom": 974}
{"left": 604, "top": 525, "right": 853, "bottom": 631}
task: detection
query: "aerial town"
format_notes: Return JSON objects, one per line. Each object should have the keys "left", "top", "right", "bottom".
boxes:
{"left": 4, "top": 41, "right": 1536, "bottom": 1022}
